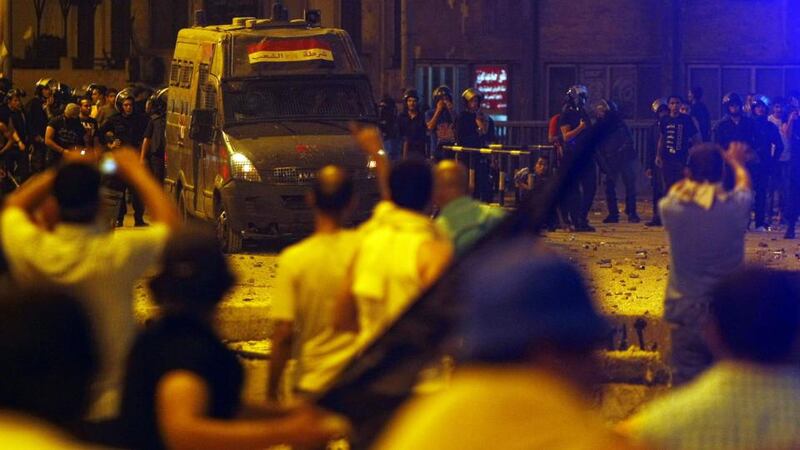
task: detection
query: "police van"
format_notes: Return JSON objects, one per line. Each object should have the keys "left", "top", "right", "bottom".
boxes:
{"left": 166, "top": 11, "right": 379, "bottom": 252}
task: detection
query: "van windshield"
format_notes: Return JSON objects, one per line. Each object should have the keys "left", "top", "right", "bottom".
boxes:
{"left": 223, "top": 77, "right": 376, "bottom": 123}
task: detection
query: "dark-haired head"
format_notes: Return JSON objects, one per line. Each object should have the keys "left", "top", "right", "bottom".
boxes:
{"left": 0, "top": 290, "right": 97, "bottom": 425}
{"left": 54, "top": 163, "right": 101, "bottom": 223}
{"left": 390, "top": 159, "right": 433, "bottom": 212}
{"left": 710, "top": 268, "right": 800, "bottom": 365}
{"left": 149, "top": 226, "right": 235, "bottom": 316}
{"left": 687, "top": 143, "right": 725, "bottom": 183}
{"left": 309, "top": 165, "right": 354, "bottom": 217}
{"left": 690, "top": 87, "right": 703, "bottom": 100}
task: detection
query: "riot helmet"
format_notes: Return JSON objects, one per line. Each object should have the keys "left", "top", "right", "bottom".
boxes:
{"left": 722, "top": 92, "right": 743, "bottom": 108}
{"left": 54, "top": 83, "right": 74, "bottom": 105}
{"left": 565, "top": 85, "right": 589, "bottom": 109}
{"left": 147, "top": 88, "right": 168, "bottom": 115}
{"left": 751, "top": 94, "right": 770, "bottom": 115}
{"left": 115, "top": 88, "right": 136, "bottom": 113}
{"left": 462, "top": 87, "right": 484, "bottom": 104}
{"left": 402, "top": 88, "right": 419, "bottom": 102}
{"left": 34, "top": 78, "right": 57, "bottom": 98}
{"left": 651, "top": 97, "right": 668, "bottom": 115}
{"left": 5, "top": 88, "right": 26, "bottom": 103}
{"left": 432, "top": 85, "right": 453, "bottom": 104}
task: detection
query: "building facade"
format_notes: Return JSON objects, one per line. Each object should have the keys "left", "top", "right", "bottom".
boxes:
{"left": 3, "top": 0, "right": 800, "bottom": 121}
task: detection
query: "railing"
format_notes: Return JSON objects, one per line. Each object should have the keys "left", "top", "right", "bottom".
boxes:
{"left": 464, "top": 120, "right": 655, "bottom": 206}
{"left": 495, "top": 120, "right": 655, "bottom": 165}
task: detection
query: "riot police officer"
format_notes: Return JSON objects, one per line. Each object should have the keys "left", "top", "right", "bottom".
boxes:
{"left": 455, "top": 87, "right": 496, "bottom": 202}
{"left": 558, "top": 85, "right": 596, "bottom": 232}
{"left": 645, "top": 98, "right": 669, "bottom": 226}
{"left": 26, "top": 78, "right": 56, "bottom": 173}
{"left": 594, "top": 99, "right": 639, "bottom": 224}
{"left": 141, "top": 88, "right": 168, "bottom": 184}
{"left": 2, "top": 89, "right": 31, "bottom": 190}
{"left": 99, "top": 88, "right": 149, "bottom": 226}
{"left": 397, "top": 88, "right": 427, "bottom": 159}
{"left": 751, "top": 96, "right": 783, "bottom": 230}
{"left": 426, "top": 85, "right": 456, "bottom": 161}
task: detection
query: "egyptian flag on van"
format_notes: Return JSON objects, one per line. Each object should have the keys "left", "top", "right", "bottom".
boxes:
{"left": 247, "top": 38, "right": 335, "bottom": 69}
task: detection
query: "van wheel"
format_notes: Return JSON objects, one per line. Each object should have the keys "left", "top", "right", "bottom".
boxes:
{"left": 216, "top": 206, "right": 243, "bottom": 253}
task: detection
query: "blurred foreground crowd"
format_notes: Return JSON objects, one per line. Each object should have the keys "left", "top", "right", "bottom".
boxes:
{"left": 0, "top": 106, "right": 799, "bottom": 450}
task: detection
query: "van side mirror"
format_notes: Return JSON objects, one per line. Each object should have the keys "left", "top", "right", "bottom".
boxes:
{"left": 190, "top": 109, "right": 216, "bottom": 143}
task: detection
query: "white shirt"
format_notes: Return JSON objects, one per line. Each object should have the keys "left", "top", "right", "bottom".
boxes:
{"left": 0, "top": 207, "right": 170, "bottom": 418}
{"left": 272, "top": 230, "right": 360, "bottom": 393}
{"left": 352, "top": 201, "right": 446, "bottom": 346}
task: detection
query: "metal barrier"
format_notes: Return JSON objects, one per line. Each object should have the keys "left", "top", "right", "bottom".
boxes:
{"left": 441, "top": 143, "right": 556, "bottom": 207}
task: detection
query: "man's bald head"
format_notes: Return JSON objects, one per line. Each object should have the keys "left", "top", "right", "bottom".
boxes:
{"left": 434, "top": 160, "right": 469, "bottom": 207}
{"left": 310, "top": 165, "right": 354, "bottom": 215}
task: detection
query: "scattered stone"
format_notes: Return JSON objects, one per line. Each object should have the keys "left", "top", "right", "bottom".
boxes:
{"left": 635, "top": 250, "right": 647, "bottom": 259}
{"left": 758, "top": 242, "right": 769, "bottom": 248}
{"left": 597, "top": 259, "right": 612, "bottom": 268}
{"left": 629, "top": 273, "right": 640, "bottom": 279}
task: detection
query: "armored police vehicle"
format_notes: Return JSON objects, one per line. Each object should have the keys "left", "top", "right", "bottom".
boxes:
{"left": 166, "top": 10, "right": 379, "bottom": 252}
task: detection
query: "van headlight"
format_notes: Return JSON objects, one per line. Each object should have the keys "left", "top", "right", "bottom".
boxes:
{"left": 230, "top": 153, "right": 261, "bottom": 182}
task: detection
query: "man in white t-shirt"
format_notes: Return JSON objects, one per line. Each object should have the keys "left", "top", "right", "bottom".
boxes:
{"left": 269, "top": 166, "right": 361, "bottom": 400}
{"left": 0, "top": 149, "right": 180, "bottom": 419}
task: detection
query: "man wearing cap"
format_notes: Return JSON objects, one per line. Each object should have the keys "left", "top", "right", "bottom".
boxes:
{"left": 0, "top": 149, "right": 180, "bottom": 419}
{"left": 375, "top": 240, "right": 642, "bottom": 450}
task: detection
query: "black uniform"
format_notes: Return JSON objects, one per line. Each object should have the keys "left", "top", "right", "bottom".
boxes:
{"left": 690, "top": 100, "right": 711, "bottom": 142}
{"left": 595, "top": 111, "right": 638, "bottom": 221}
{"left": 455, "top": 110, "right": 496, "bottom": 202}
{"left": 25, "top": 97, "right": 48, "bottom": 173}
{"left": 99, "top": 112, "right": 149, "bottom": 225}
{"left": 143, "top": 113, "right": 166, "bottom": 184}
{"left": 397, "top": 110, "right": 427, "bottom": 158}
{"left": 1, "top": 106, "right": 32, "bottom": 189}
{"left": 752, "top": 116, "right": 783, "bottom": 228}
{"left": 646, "top": 117, "right": 666, "bottom": 224}
{"left": 558, "top": 107, "right": 596, "bottom": 229}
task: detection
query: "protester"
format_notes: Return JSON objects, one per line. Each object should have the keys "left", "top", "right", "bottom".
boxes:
{"left": 0, "top": 290, "right": 100, "bottom": 449}
{"left": 0, "top": 149, "right": 179, "bottom": 419}
{"left": 117, "top": 228, "right": 349, "bottom": 450}
{"left": 657, "top": 95, "right": 701, "bottom": 192}
{"left": 335, "top": 127, "right": 453, "bottom": 347}
{"left": 269, "top": 166, "right": 360, "bottom": 402}
{"left": 433, "top": 159, "right": 505, "bottom": 255}
{"left": 44, "top": 103, "right": 90, "bottom": 168}
{"left": 624, "top": 268, "right": 800, "bottom": 450}
{"left": 515, "top": 156, "right": 560, "bottom": 230}
{"left": 375, "top": 240, "right": 642, "bottom": 450}
{"left": 594, "top": 99, "right": 639, "bottom": 224}
{"left": 660, "top": 142, "right": 752, "bottom": 385}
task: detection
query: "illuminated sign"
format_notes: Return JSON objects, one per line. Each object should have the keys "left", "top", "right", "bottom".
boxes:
{"left": 475, "top": 65, "right": 509, "bottom": 121}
